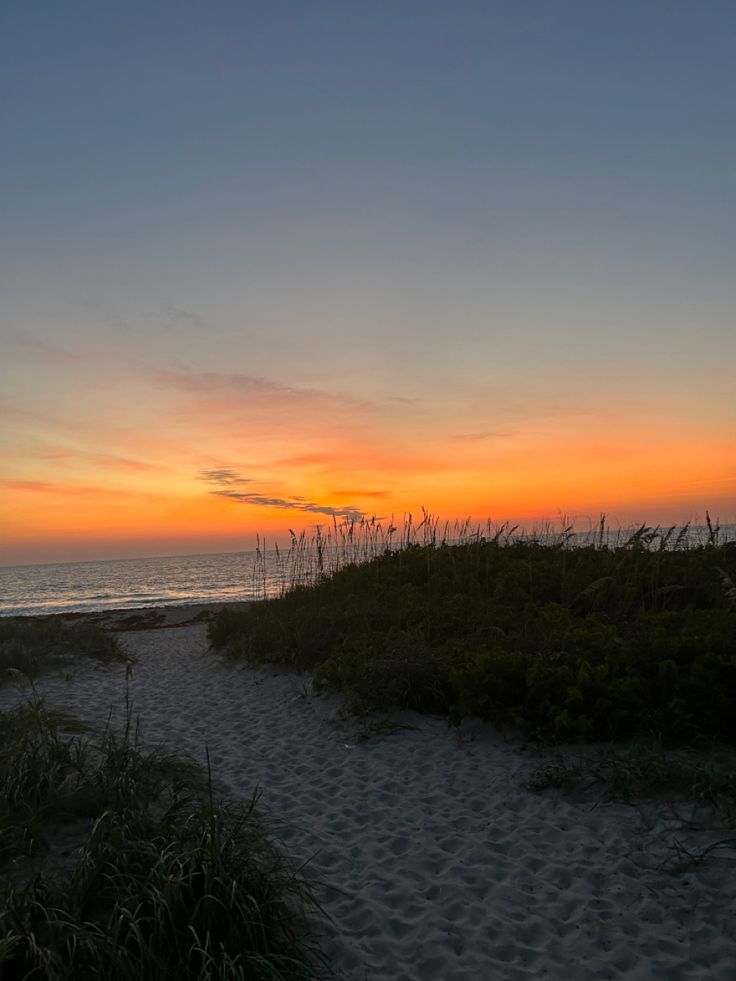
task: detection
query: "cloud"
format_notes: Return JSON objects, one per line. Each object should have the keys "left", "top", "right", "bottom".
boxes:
{"left": 0, "top": 479, "right": 56, "bottom": 493}
{"left": 199, "top": 467, "right": 364, "bottom": 519}
{"left": 158, "top": 369, "right": 312, "bottom": 398}
{"left": 5, "top": 329, "right": 83, "bottom": 364}
{"left": 0, "top": 478, "right": 151, "bottom": 499}
{"left": 198, "top": 468, "right": 251, "bottom": 486}
{"left": 453, "top": 431, "right": 512, "bottom": 442}
{"left": 104, "top": 305, "right": 205, "bottom": 332}
{"left": 166, "top": 306, "right": 206, "bottom": 330}
{"left": 0, "top": 402, "right": 62, "bottom": 426}
{"left": 155, "top": 368, "right": 368, "bottom": 410}
{"left": 106, "top": 316, "right": 131, "bottom": 331}
{"left": 211, "top": 489, "right": 363, "bottom": 520}
{"left": 276, "top": 452, "right": 340, "bottom": 466}
{"left": 330, "top": 489, "right": 390, "bottom": 498}
{"left": 39, "top": 448, "right": 163, "bottom": 472}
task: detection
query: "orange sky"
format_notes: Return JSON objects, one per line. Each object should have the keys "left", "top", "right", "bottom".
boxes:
{"left": 2, "top": 330, "right": 734, "bottom": 564}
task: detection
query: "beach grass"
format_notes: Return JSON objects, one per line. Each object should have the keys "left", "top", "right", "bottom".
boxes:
{"left": 210, "top": 514, "right": 736, "bottom": 743}
{"left": 527, "top": 740, "right": 736, "bottom": 811}
{"left": 0, "top": 617, "right": 127, "bottom": 684}
{"left": 527, "top": 739, "right": 736, "bottom": 876}
{"left": 0, "top": 695, "right": 326, "bottom": 980}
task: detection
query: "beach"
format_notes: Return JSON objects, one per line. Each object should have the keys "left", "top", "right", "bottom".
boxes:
{"left": 2, "top": 605, "right": 735, "bottom": 980}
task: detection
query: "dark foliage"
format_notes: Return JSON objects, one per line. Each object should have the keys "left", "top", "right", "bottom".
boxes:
{"left": 0, "top": 700, "right": 325, "bottom": 981}
{"left": 210, "top": 539, "right": 736, "bottom": 742}
{"left": 0, "top": 618, "right": 126, "bottom": 681}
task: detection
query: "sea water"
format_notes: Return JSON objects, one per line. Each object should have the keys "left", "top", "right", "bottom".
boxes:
{"left": 0, "top": 551, "right": 275, "bottom": 616}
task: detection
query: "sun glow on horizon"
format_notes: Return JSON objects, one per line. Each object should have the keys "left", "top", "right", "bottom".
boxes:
{"left": 2, "top": 387, "right": 734, "bottom": 565}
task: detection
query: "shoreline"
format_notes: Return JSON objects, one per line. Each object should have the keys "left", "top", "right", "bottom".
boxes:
{"left": 3, "top": 600, "right": 252, "bottom": 631}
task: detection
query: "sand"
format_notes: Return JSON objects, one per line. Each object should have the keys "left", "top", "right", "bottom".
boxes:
{"left": 2, "top": 609, "right": 736, "bottom": 979}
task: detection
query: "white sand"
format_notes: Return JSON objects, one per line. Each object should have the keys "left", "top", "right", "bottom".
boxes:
{"left": 3, "top": 619, "right": 736, "bottom": 979}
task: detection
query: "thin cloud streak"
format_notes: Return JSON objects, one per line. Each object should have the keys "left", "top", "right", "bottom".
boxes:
{"left": 38, "top": 448, "right": 164, "bottom": 473}
{"left": 330, "top": 489, "right": 390, "bottom": 498}
{"left": 200, "top": 467, "right": 365, "bottom": 519}
{"left": 198, "top": 468, "right": 252, "bottom": 486}
{"left": 212, "top": 489, "right": 363, "bottom": 520}
{"left": 0, "top": 479, "right": 162, "bottom": 499}
{"left": 166, "top": 306, "right": 206, "bottom": 330}
{"left": 453, "top": 431, "right": 513, "bottom": 442}
{"left": 5, "top": 329, "right": 85, "bottom": 364}
{"left": 155, "top": 368, "right": 368, "bottom": 410}
{"left": 275, "top": 452, "right": 342, "bottom": 466}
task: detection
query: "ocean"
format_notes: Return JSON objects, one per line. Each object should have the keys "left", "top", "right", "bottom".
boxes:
{"left": 0, "top": 551, "right": 276, "bottom": 617}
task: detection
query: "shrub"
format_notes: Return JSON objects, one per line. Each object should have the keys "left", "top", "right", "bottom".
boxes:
{"left": 210, "top": 538, "right": 736, "bottom": 743}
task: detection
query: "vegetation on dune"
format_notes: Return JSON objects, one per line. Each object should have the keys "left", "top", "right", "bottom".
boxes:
{"left": 210, "top": 517, "right": 736, "bottom": 743}
{"left": 527, "top": 739, "right": 736, "bottom": 811}
{"left": 0, "top": 618, "right": 127, "bottom": 683}
{"left": 0, "top": 697, "right": 326, "bottom": 981}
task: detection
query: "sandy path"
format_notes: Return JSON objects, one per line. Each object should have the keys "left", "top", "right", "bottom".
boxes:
{"left": 2, "top": 622, "right": 735, "bottom": 980}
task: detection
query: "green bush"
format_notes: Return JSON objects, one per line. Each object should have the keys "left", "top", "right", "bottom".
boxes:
{"left": 210, "top": 539, "right": 736, "bottom": 743}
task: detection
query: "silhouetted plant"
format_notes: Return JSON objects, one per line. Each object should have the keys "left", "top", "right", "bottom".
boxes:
{"left": 210, "top": 515, "right": 736, "bottom": 743}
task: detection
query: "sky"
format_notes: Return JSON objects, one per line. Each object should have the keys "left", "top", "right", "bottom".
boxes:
{"left": 1, "top": 1, "right": 735, "bottom": 565}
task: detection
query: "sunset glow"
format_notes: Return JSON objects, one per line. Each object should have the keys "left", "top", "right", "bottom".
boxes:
{"left": 2, "top": 3, "right": 734, "bottom": 565}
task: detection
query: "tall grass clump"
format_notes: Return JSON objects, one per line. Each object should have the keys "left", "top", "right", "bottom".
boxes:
{"left": 0, "top": 617, "right": 126, "bottom": 683}
{"left": 249, "top": 509, "right": 483, "bottom": 598}
{"left": 0, "top": 697, "right": 326, "bottom": 980}
{"left": 210, "top": 513, "right": 736, "bottom": 743}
